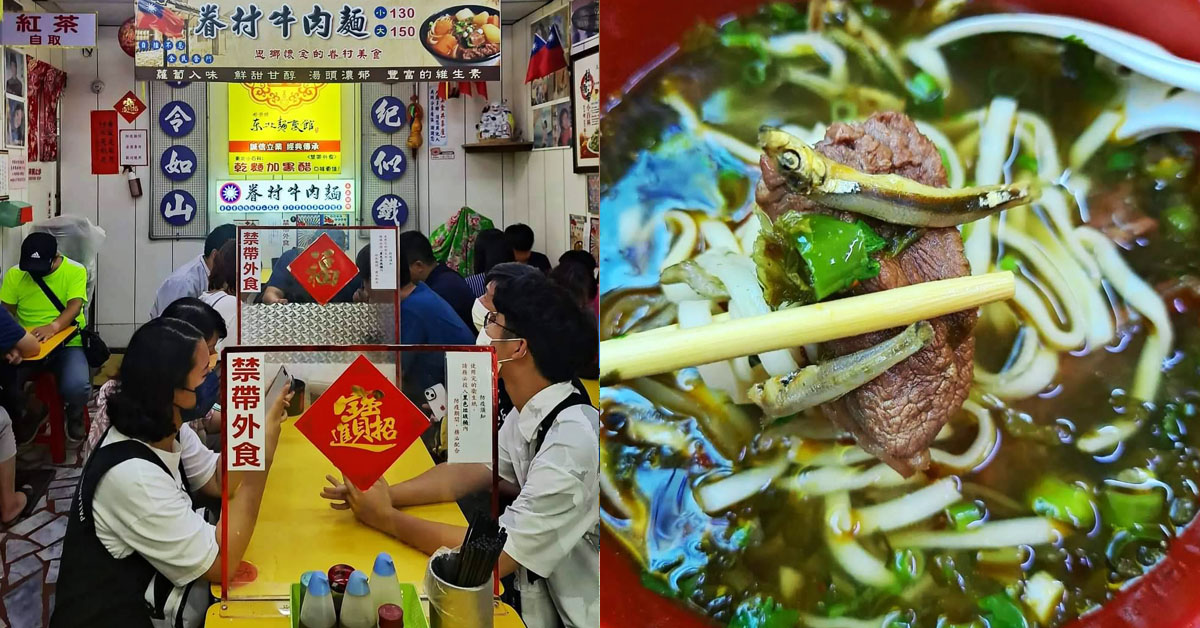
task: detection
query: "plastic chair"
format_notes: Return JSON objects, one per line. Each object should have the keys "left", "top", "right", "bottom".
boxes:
{"left": 32, "top": 372, "right": 90, "bottom": 464}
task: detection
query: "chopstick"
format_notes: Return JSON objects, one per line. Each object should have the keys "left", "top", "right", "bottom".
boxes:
{"left": 600, "top": 271, "right": 1015, "bottom": 384}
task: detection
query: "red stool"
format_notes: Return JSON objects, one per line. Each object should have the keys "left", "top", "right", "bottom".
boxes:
{"left": 32, "top": 372, "right": 91, "bottom": 464}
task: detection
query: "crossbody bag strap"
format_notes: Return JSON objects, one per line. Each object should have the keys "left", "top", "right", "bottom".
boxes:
{"left": 30, "top": 273, "right": 67, "bottom": 313}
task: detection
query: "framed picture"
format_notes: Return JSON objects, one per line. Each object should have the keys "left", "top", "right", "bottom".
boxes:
{"left": 570, "top": 0, "right": 599, "bottom": 55}
{"left": 0, "top": 150, "right": 10, "bottom": 200}
{"left": 4, "top": 49, "right": 26, "bottom": 99}
{"left": 5, "top": 96, "right": 25, "bottom": 150}
{"left": 569, "top": 47, "right": 599, "bottom": 173}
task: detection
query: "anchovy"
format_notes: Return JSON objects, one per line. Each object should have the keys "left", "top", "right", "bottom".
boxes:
{"left": 759, "top": 127, "right": 1037, "bottom": 227}
{"left": 749, "top": 321, "right": 935, "bottom": 419}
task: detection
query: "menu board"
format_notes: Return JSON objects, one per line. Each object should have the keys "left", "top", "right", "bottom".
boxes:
{"left": 570, "top": 48, "right": 599, "bottom": 172}
{"left": 134, "top": 0, "right": 501, "bottom": 82}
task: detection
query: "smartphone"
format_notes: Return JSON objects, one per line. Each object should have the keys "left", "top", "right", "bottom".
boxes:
{"left": 264, "top": 365, "right": 293, "bottom": 413}
{"left": 424, "top": 383, "right": 448, "bottom": 421}
{"left": 287, "top": 378, "right": 306, "bottom": 416}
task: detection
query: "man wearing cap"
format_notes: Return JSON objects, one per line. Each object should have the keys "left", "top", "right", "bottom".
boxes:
{"left": 0, "top": 233, "right": 90, "bottom": 441}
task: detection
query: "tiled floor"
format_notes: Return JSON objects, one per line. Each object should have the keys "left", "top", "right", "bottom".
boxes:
{"left": 0, "top": 420, "right": 87, "bottom": 628}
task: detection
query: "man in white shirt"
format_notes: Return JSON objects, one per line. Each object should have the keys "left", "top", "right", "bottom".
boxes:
{"left": 323, "top": 271, "right": 599, "bottom": 628}
{"left": 149, "top": 224, "right": 235, "bottom": 319}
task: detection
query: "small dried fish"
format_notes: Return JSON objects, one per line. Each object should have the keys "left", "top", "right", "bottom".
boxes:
{"left": 749, "top": 321, "right": 934, "bottom": 419}
{"left": 759, "top": 127, "right": 1037, "bottom": 227}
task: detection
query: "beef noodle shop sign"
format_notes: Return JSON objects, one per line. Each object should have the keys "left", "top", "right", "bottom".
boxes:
{"left": 0, "top": 13, "right": 96, "bottom": 47}
{"left": 134, "top": 0, "right": 501, "bottom": 82}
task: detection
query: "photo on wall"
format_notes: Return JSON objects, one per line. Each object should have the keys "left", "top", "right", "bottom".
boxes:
{"left": 588, "top": 215, "right": 599, "bottom": 259}
{"left": 4, "top": 49, "right": 25, "bottom": 99}
{"left": 5, "top": 96, "right": 25, "bottom": 149}
{"left": 570, "top": 0, "right": 598, "bottom": 54}
{"left": 569, "top": 214, "right": 587, "bottom": 251}
{"left": 551, "top": 101, "right": 573, "bottom": 148}
{"left": 532, "top": 106, "right": 554, "bottom": 149}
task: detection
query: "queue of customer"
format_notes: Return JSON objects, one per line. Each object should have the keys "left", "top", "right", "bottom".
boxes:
{"left": 24, "top": 221, "right": 599, "bottom": 628}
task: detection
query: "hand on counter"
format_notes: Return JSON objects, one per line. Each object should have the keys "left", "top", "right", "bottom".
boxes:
{"left": 31, "top": 323, "right": 61, "bottom": 342}
{"left": 337, "top": 476, "right": 395, "bottom": 534}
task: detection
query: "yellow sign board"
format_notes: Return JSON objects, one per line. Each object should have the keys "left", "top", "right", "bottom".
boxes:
{"left": 228, "top": 83, "right": 341, "bottom": 175}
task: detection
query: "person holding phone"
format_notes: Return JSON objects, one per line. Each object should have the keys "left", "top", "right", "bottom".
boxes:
{"left": 322, "top": 272, "right": 599, "bottom": 628}
{"left": 52, "top": 318, "right": 293, "bottom": 628}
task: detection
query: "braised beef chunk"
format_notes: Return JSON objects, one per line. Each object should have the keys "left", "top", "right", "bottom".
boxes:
{"left": 756, "top": 111, "right": 976, "bottom": 476}
{"left": 1086, "top": 182, "right": 1158, "bottom": 248}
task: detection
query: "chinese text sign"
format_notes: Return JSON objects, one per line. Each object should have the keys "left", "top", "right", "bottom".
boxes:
{"left": 134, "top": 0, "right": 501, "bottom": 82}
{"left": 228, "top": 83, "right": 341, "bottom": 174}
{"left": 446, "top": 352, "right": 493, "bottom": 464}
{"left": 239, "top": 228, "right": 263, "bottom": 293}
{"left": 226, "top": 353, "right": 266, "bottom": 471}
{"left": 1, "top": 13, "right": 96, "bottom": 47}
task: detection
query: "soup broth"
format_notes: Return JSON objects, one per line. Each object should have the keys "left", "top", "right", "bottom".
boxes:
{"left": 600, "top": 1, "right": 1200, "bottom": 627}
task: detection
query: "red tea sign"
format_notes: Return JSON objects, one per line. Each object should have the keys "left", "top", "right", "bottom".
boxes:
{"left": 286, "top": 232, "right": 357, "bottom": 305}
{"left": 294, "top": 355, "right": 429, "bottom": 490}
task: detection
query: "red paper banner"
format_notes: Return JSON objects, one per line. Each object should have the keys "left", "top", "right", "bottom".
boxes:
{"left": 286, "top": 233, "right": 358, "bottom": 305}
{"left": 90, "top": 110, "right": 119, "bottom": 175}
{"left": 294, "top": 355, "right": 430, "bottom": 490}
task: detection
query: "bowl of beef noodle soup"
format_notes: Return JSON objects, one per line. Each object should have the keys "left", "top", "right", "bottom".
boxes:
{"left": 599, "top": 1, "right": 1200, "bottom": 627}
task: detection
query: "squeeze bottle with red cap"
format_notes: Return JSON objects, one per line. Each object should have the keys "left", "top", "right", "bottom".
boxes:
{"left": 370, "top": 552, "right": 404, "bottom": 612}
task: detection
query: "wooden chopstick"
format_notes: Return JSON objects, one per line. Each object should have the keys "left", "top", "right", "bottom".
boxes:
{"left": 600, "top": 271, "right": 1015, "bottom": 384}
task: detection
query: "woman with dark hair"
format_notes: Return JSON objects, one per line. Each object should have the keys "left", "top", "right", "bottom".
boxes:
{"left": 53, "top": 318, "right": 291, "bottom": 628}
{"left": 550, "top": 250, "right": 598, "bottom": 317}
{"left": 200, "top": 239, "right": 238, "bottom": 354}
{"left": 83, "top": 297, "right": 227, "bottom": 462}
{"left": 464, "top": 229, "right": 514, "bottom": 303}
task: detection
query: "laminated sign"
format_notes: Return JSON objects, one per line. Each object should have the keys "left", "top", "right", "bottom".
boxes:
{"left": 227, "top": 83, "right": 341, "bottom": 174}
{"left": 295, "top": 355, "right": 430, "bottom": 490}
{"left": 446, "top": 352, "right": 494, "bottom": 463}
{"left": 286, "top": 232, "right": 357, "bottom": 304}
{"left": 226, "top": 353, "right": 266, "bottom": 471}
{"left": 134, "top": 0, "right": 501, "bottom": 82}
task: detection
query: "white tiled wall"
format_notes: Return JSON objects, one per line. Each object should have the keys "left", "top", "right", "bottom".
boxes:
{"left": 60, "top": 7, "right": 589, "bottom": 348}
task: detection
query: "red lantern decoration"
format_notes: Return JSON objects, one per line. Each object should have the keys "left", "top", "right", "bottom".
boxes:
{"left": 118, "top": 18, "right": 136, "bottom": 58}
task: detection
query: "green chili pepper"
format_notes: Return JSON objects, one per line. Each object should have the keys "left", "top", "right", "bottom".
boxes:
{"left": 1101, "top": 468, "right": 1165, "bottom": 529}
{"left": 1014, "top": 154, "right": 1039, "bottom": 173}
{"left": 906, "top": 71, "right": 944, "bottom": 118}
{"left": 890, "top": 548, "right": 926, "bottom": 585}
{"left": 792, "top": 214, "right": 886, "bottom": 300}
{"left": 1105, "top": 150, "right": 1137, "bottom": 172}
{"left": 946, "top": 501, "right": 985, "bottom": 531}
{"left": 1029, "top": 476, "right": 1096, "bottom": 530}
{"left": 978, "top": 594, "right": 1029, "bottom": 628}
{"left": 998, "top": 254, "right": 1021, "bottom": 272}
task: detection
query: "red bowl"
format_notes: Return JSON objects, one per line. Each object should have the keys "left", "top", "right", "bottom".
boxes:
{"left": 599, "top": 1, "right": 1200, "bottom": 626}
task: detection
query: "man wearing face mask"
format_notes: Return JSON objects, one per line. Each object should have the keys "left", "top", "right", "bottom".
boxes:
{"left": 321, "top": 272, "right": 599, "bottom": 628}
{"left": 1, "top": 232, "right": 91, "bottom": 442}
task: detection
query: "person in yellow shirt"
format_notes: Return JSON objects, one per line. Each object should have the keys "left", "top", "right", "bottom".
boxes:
{"left": 0, "top": 233, "right": 90, "bottom": 442}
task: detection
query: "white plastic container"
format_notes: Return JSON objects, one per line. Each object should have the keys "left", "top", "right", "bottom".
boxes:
{"left": 371, "top": 552, "right": 405, "bottom": 613}
{"left": 339, "top": 570, "right": 377, "bottom": 628}
{"left": 299, "top": 572, "right": 336, "bottom": 628}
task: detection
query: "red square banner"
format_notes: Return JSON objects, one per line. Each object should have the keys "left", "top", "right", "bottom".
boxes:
{"left": 286, "top": 232, "right": 357, "bottom": 305}
{"left": 294, "top": 355, "right": 429, "bottom": 490}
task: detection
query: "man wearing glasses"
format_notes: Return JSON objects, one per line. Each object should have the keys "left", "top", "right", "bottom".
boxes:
{"left": 323, "top": 270, "right": 599, "bottom": 628}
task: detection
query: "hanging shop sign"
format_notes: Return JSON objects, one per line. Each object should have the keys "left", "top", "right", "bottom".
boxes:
{"left": 369, "top": 145, "right": 406, "bottom": 180}
{"left": 119, "top": 130, "right": 149, "bottom": 166}
{"left": 295, "top": 355, "right": 430, "bottom": 490}
{"left": 90, "top": 110, "right": 119, "bottom": 175}
{"left": 1, "top": 13, "right": 96, "bottom": 47}
{"left": 160, "top": 189, "right": 198, "bottom": 225}
{"left": 370, "top": 95, "right": 406, "bottom": 133}
{"left": 215, "top": 178, "right": 354, "bottom": 213}
{"left": 114, "top": 90, "right": 147, "bottom": 123}
{"left": 160, "top": 145, "right": 197, "bottom": 181}
{"left": 228, "top": 83, "right": 341, "bottom": 175}
{"left": 370, "top": 194, "right": 408, "bottom": 227}
{"left": 446, "top": 351, "right": 493, "bottom": 464}
{"left": 134, "top": 0, "right": 501, "bottom": 82}
{"left": 158, "top": 100, "right": 195, "bottom": 137}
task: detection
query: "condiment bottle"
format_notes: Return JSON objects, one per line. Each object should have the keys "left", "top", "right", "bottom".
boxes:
{"left": 370, "top": 553, "right": 404, "bottom": 612}
{"left": 339, "top": 570, "right": 376, "bottom": 628}
{"left": 299, "top": 570, "right": 321, "bottom": 609}
{"left": 378, "top": 603, "right": 404, "bottom": 628}
{"left": 299, "top": 572, "right": 336, "bottom": 628}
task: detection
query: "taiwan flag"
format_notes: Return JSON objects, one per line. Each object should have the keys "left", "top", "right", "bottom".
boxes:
{"left": 136, "top": 0, "right": 186, "bottom": 38}
{"left": 525, "top": 25, "right": 568, "bottom": 83}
